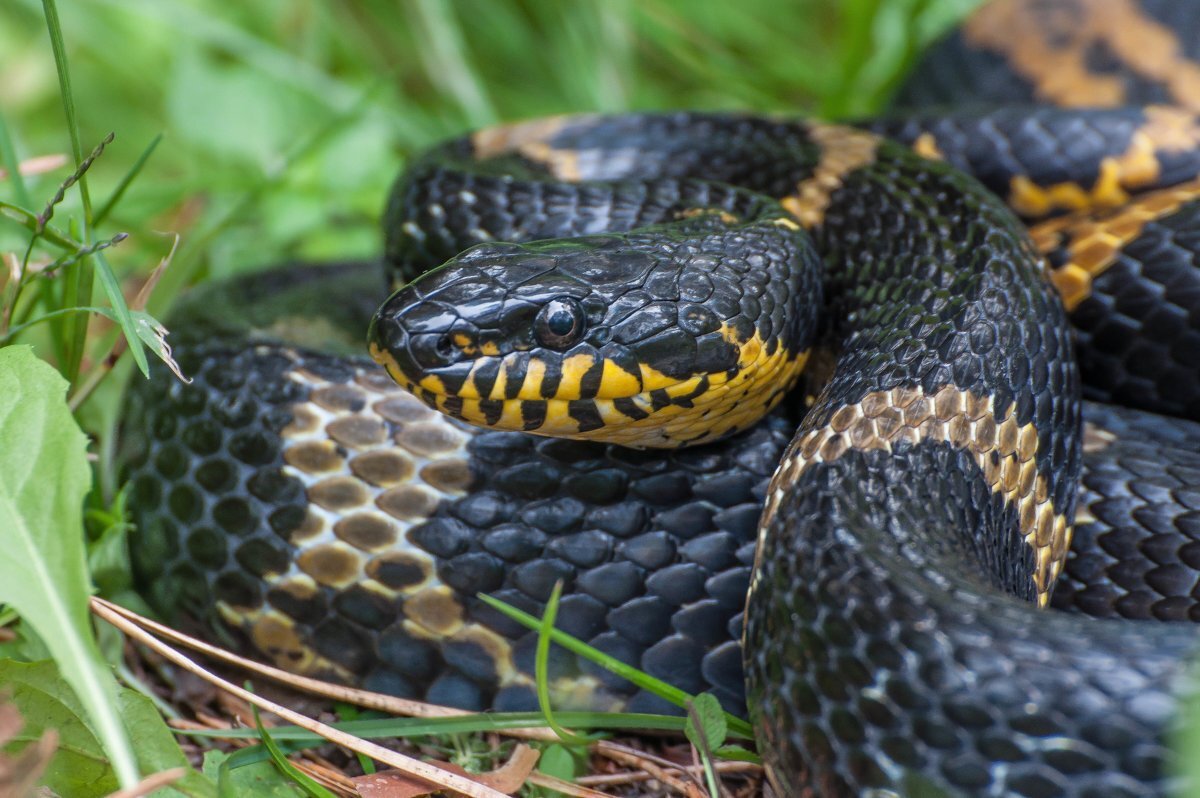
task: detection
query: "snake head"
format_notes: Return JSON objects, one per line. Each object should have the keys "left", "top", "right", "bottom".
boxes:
{"left": 369, "top": 223, "right": 814, "bottom": 447}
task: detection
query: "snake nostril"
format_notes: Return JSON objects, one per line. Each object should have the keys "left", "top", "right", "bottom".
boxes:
{"left": 410, "top": 332, "right": 459, "bottom": 370}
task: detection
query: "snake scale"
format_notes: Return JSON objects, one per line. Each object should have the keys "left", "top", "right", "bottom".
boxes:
{"left": 121, "top": 1, "right": 1200, "bottom": 795}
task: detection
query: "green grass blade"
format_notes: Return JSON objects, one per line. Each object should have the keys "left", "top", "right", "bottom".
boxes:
{"left": 407, "top": 0, "right": 496, "bottom": 126}
{"left": 252, "top": 705, "right": 338, "bottom": 798}
{"left": 90, "top": 249, "right": 150, "bottom": 376}
{"left": 477, "top": 593, "right": 754, "bottom": 740}
{"left": 0, "top": 110, "right": 33, "bottom": 209}
{"left": 2, "top": 305, "right": 111, "bottom": 341}
{"left": 93, "top": 132, "right": 162, "bottom": 227}
{"left": 41, "top": 0, "right": 93, "bottom": 223}
{"left": 42, "top": 0, "right": 100, "bottom": 384}
{"left": 182, "top": 711, "right": 697, "bottom": 741}
{"left": 536, "top": 581, "right": 592, "bottom": 745}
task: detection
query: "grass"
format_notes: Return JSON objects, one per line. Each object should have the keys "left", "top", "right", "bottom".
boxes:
{"left": 0, "top": 0, "right": 983, "bottom": 793}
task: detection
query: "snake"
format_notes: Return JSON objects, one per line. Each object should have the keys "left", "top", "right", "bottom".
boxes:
{"left": 119, "top": 0, "right": 1200, "bottom": 795}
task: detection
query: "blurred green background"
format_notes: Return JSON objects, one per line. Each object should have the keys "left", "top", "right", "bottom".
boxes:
{"left": 1, "top": 0, "right": 980, "bottom": 291}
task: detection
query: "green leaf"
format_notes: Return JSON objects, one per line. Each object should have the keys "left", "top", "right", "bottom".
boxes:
{"left": 536, "top": 744, "right": 577, "bottom": 781}
{"left": 534, "top": 743, "right": 578, "bottom": 798}
{"left": 204, "top": 750, "right": 306, "bottom": 798}
{"left": 684, "top": 693, "right": 727, "bottom": 752}
{"left": 685, "top": 693, "right": 726, "bottom": 797}
{"left": 0, "top": 346, "right": 137, "bottom": 786}
{"left": 91, "top": 249, "right": 151, "bottom": 377}
{"left": 0, "top": 659, "right": 214, "bottom": 797}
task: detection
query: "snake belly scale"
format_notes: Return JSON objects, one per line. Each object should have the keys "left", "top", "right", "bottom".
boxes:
{"left": 120, "top": 1, "right": 1200, "bottom": 795}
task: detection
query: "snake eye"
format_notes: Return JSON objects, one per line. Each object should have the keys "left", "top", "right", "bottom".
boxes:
{"left": 535, "top": 297, "right": 586, "bottom": 350}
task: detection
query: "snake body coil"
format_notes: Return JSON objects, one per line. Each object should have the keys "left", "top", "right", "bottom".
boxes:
{"left": 122, "top": 1, "right": 1200, "bottom": 795}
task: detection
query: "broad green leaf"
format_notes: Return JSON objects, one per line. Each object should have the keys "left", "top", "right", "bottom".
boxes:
{"left": 204, "top": 750, "right": 307, "bottom": 798}
{"left": 0, "top": 346, "right": 136, "bottom": 786}
{"left": 685, "top": 693, "right": 726, "bottom": 798}
{"left": 534, "top": 743, "right": 581, "bottom": 797}
{"left": 0, "top": 659, "right": 214, "bottom": 797}
{"left": 535, "top": 744, "right": 576, "bottom": 782}
{"left": 685, "top": 693, "right": 727, "bottom": 752}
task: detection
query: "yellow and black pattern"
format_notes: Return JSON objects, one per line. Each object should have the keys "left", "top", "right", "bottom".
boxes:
{"left": 875, "top": 104, "right": 1200, "bottom": 218}
{"left": 118, "top": 1, "right": 1200, "bottom": 796}
{"left": 373, "top": 119, "right": 829, "bottom": 447}
{"left": 756, "top": 384, "right": 1072, "bottom": 604}
{"left": 121, "top": 264, "right": 805, "bottom": 711}
{"left": 897, "top": 0, "right": 1200, "bottom": 111}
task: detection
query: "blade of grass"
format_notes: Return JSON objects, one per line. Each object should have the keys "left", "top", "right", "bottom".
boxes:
{"left": 0, "top": 110, "right": 33, "bottom": 209}
{"left": 41, "top": 0, "right": 93, "bottom": 219}
{"left": 92, "top": 133, "right": 162, "bottom": 227}
{"left": 478, "top": 593, "right": 754, "bottom": 740}
{"left": 185, "top": 711, "right": 695, "bottom": 742}
{"left": 536, "top": 581, "right": 592, "bottom": 745}
{"left": 252, "top": 704, "right": 339, "bottom": 798}
{"left": 406, "top": 0, "right": 497, "bottom": 126}
{"left": 90, "top": 249, "right": 150, "bottom": 376}
{"left": 42, "top": 0, "right": 99, "bottom": 384}
{"left": 2, "top": 304, "right": 112, "bottom": 341}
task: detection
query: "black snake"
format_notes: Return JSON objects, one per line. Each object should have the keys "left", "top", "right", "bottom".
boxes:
{"left": 121, "top": 1, "right": 1200, "bottom": 794}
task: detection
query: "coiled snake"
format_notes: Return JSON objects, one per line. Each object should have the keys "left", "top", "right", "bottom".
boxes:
{"left": 121, "top": 1, "right": 1200, "bottom": 794}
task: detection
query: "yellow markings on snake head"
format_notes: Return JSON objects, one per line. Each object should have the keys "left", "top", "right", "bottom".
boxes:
{"left": 782, "top": 124, "right": 882, "bottom": 229}
{"left": 375, "top": 317, "right": 809, "bottom": 448}
{"left": 368, "top": 341, "right": 406, "bottom": 388}
{"left": 738, "top": 335, "right": 762, "bottom": 366}
{"left": 417, "top": 374, "right": 446, "bottom": 395}
{"left": 449, "top": 332, "right": 501, "bottom": 360}
{"left": 489, "top": 360, "right": 509, "bottom": 400}
{"left": 514, "top": 357, "right": 548, "bottom": 400}
{"left": 638, "top": 361, "right": 681, "bottom": 392}
{"left": 556, "top": 352, "right": 599, "bottom": 400}
{"left": 598, "top": 358, "right": 642, "bottom": 397}
{"left": 759, "top": 384, "right": 1072, "bottom": 604}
